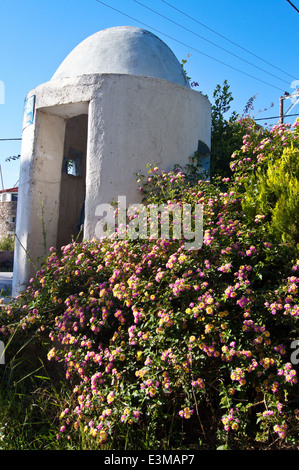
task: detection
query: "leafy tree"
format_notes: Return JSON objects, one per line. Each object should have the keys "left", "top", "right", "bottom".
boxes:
{"left": 210, "top": 80, "right": 259, "bottom": 178}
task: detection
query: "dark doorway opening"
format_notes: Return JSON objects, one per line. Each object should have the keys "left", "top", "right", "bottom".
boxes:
{"left": 56, "top": 114, "right": 88, "bottom": 249}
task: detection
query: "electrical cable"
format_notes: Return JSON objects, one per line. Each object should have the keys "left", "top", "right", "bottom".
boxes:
{"left": 286, "top": 0, "right": 299, "bottom": 14}
{"left": 134, "top": 0, "right": 290, "bottom": 86}
{"left": 161, "top": 0, "right": 297, "bottom": 81}
{"left": 95, "top": 0, "right": 285, "bottom": 92}
{"left": 255, "top": 113, "right": 299, "bottom": 121}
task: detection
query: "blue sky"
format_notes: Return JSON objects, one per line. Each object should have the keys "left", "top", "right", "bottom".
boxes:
{"left": 1, "top": 0, "right": 298, "bottom": 189}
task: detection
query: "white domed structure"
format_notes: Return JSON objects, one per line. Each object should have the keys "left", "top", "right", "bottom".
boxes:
{"left": 13, "top": 26, "right": 211, "bottom": 296}
{"left": 52, "top": 26, "right": 190, "bottom": 87}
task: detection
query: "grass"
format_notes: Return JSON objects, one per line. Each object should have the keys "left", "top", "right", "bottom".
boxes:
{"left": 0, "top": 332, "right": 71, "bottom": 450}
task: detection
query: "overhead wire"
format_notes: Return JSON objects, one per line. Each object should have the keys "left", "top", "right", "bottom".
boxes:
{"left": 95, "top": 0, "right": 286, "bottom": 92}
{"left": 161, "top": 0, "right": 297, "bottom": 81}
{"left": 255, "top": 113, "right": 299, "bottom": 120}
{"left": 134, "top": 0, "right": 291, "bottom": 86}
{"left": 286, "top": 0, "right": 299, "bottom": 14}
{"left": 1, "top": 2, "right": 296, "bottom": 147}
{"left": 1, "top": 2, "right": 298, "bottom": 154}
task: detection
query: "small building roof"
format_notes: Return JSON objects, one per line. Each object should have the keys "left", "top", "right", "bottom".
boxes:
{"left": 51, "top": 26, "right": 190, "bottom": 88}
{"left": 0, "top": 187, "right": 18, "bottom": 194}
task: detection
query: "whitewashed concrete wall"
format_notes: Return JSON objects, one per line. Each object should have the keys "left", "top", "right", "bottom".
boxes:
{"left": 84, "top": 74, "right": 211, "bottom": 238}
{"left": 13, "top": 110, "right": 66, "bottom": 294}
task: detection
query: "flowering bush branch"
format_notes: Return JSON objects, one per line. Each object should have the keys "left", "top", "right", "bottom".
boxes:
{"left": 0, "top": 121, "right": 298, "bottom": 450}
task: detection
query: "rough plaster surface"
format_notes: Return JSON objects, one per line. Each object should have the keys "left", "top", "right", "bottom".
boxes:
{"left": 0, "top": 202, "right": 17, "bottom": 238}
{"left": 52, "top": 26, "right": 190, "bottom": 88}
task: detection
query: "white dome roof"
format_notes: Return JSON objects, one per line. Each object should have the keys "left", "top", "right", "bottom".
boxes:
{"left": 51, "top": 26, "right": 190, "bottom": 87}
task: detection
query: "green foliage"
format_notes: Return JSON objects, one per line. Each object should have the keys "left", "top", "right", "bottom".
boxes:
{"left": 181, "top": 57, "right": 191, "bottom": 82}
{"left": 0, "top": 335, "right": 71, "bottom": 450}
{"left": 210, "top": 81, "right": 261, "bottom": 178}
{"left": 0, "top": 235, "right": 15, "bottom": 251}
{"left": 212, "top": 80, "right": 235, "bottom": 122}
{"left": 232, "top": 121, "right": 299, "bottom": 245}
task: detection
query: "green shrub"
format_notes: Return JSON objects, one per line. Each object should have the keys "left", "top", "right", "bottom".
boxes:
{"left": 0, "top": 235, "right": 15, "bottom": 251}
{"left": 232, "top": 121, "right": 299, "bottom": 245}
{"left": 210, "top": 80, "right": 263, "bottom": 178}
